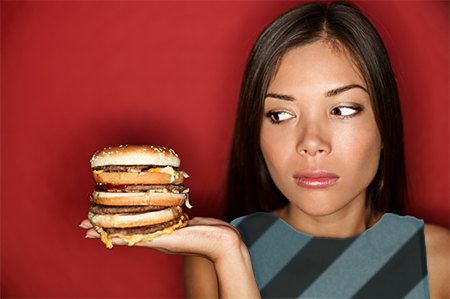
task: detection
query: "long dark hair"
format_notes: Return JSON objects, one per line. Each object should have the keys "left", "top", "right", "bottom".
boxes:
{"left": 224, "top": 1, "right": 407, "bottom": 222}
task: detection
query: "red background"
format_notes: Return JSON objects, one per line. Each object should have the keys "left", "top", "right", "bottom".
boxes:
{"left": 1, "top": 1, "right": 448, "bottom": 298}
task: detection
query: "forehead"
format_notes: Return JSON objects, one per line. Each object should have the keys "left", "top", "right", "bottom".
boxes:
{"left": 269, "top": 42, "right": 366, "bottom": 93}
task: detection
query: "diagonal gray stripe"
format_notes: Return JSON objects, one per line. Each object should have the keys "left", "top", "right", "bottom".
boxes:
{"left": 351, "top": 228, "right": 428, "bottom": 299}
{"left": 232, "top": 212, "right": 278, "bottom": 248}
{"left": 300, "top": 214, "right": 423, "bottom": 298}
{"left": 261, "top": 235, "right": 357, "bottom": 298}
{"left": 248, "top": 217, "right": 313, "bottom": 289}
{"left": 404, "top": 275, "right": 430, "bottom": 299}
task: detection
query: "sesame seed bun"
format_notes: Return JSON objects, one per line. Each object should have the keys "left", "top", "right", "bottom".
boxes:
{"left": 90, "top": 145, "right": 181, "bottom": 168}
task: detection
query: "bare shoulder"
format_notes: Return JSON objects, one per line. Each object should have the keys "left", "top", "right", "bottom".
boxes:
{"left": 423, "top": 223, "right": 449, "bottom": 298}
{"left": 424, "top": 223, "right": 449, "bottom": 254}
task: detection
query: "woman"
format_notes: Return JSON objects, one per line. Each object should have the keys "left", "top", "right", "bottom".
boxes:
{"left": 82, "top": 1, "right": 449, "bottom": 298}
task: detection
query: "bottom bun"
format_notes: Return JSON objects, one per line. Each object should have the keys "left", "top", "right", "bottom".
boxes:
{"left": 94, "top": 214, "right": 188, "bottom": 248}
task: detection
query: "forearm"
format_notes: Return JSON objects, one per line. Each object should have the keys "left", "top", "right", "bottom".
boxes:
{"left": 214, "top": 241, "right": 260, "bottom": 298}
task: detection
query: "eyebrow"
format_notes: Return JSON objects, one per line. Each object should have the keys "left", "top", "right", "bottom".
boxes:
{"left": 265, "top": 84, "right": 368, "bottom": 101}
{"left": 264, "top": 93, "right": 295, "bottom": 101}
{"left": 325, "top": 84, "right": 368, "bottom": 97}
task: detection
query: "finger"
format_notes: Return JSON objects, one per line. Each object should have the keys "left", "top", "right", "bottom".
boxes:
{"left": 109, "top": 236, "right": 129, "bottom": 246}
{"left": 85, "top": 228, "right": 100, "bottom": 238}
{"left": 79, "top": 219, "right": 92, "bottom": 229}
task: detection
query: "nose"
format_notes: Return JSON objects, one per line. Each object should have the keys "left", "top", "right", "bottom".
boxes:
{"left": 296, "top": 120, "right": 331, "bottom": 156}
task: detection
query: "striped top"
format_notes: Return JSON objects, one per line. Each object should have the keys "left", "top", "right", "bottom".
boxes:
{"left": 231, "top": 213, "right": 429, "bottom": 299}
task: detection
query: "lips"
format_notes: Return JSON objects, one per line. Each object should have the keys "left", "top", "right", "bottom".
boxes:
{"left": 293, "top": 170, "right": 340, "bottom": 188}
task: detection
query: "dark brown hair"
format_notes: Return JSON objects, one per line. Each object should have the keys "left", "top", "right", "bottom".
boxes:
{"left": 224, "top": 1, "right": 407, "bottom": 222}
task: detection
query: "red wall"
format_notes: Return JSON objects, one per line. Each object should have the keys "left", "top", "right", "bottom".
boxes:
{"left": 2, "top": 1, "right": 448, "bottom": 298}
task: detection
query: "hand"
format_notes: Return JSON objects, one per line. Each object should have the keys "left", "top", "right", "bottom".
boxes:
{"left": 80, "top": 217, "right": 261, "bottom": 298}
{"left": 80, "top": 217, "right": 244, "bottom": 263}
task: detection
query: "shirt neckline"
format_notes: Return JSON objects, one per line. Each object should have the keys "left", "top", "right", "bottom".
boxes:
{"left": 260, "top": 211, "right": 393, "bottom": 240}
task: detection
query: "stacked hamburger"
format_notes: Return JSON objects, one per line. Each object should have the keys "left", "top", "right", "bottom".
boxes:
{"left": 88, "top": 145, "right": 190, "bottom": 248}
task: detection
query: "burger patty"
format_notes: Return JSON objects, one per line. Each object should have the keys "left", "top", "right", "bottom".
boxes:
{"left": 95, "top": 184, "right": 185, "bottom": 193}
{"left": 93, "top": 165, "right": 180, "bottom": 172}
{"left": 104, "top": 217, "right": 181, "bottom": 236}
{"left": 89, "top": 202, "right": 167, "bottom": 214}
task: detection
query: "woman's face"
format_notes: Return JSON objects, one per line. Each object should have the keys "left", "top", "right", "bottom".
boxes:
{"left": 260, "top": 42, "right": 382, "bottom": 216}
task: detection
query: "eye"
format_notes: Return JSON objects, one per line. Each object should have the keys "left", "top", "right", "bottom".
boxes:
{"left": 266, "top": 111, "right": 294, "bottom": 124}
{"left": 331, "top": 106, "right": 362, "bottom": 118}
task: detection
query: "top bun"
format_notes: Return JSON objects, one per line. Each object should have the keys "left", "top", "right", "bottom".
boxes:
{"left": 91, "top": 145, "right": 181, "bottom": 168}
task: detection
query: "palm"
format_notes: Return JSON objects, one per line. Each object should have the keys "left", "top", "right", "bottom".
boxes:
{"left": 82, "top": 217, "right": 242, "bottom": 262}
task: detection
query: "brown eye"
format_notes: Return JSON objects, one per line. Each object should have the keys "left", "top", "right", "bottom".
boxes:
{"left": 267, "top": 111, "right": 294, "bottom": 124}
{"left": 331, "top": 107, "right": 342, "bottom": 116}
{"left": 331, "top": 106, "right": 361, "bottom": 117}
{"left": 271, "top": 113, "right": 280, "bottom": 122}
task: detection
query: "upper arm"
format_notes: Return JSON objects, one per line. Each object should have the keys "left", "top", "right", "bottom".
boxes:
{"left": 424, "top": 223, "right": 450, "bottom": 299}
{"left": 183, "top": 255, "right": 218, "bottom": 298}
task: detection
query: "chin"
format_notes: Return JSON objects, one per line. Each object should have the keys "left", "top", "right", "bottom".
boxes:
{"left": 289, "top": 194, "right": 354, "bottom": 217}
{"left": 286, "top": 184, "right": 367, "bottom": 217}
{"left": 297, "top": 206, "right": 342, "bottom": 217}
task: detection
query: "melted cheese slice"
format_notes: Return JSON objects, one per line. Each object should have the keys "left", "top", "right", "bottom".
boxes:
{"left": 147, "top": 167, "right": 163, "bottom": 173}
{"left": 96, "top": 215, "right": 187, "bottom": 249}
{"left": 92, "top": 166, "right": 188, "bottom": 183}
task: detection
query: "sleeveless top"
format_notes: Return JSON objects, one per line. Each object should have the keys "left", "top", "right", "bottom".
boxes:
{"left": 231, "top": 213, "right": 429, "bottom": 299}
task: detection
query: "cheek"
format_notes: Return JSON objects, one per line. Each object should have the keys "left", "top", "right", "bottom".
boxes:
{"left": 260, "top": 125, "right": 292, "bottom": 176}
{"left": 260, "top": 133, "right": 280, "bottom": 172}
{"left": 260, "top": 124, "right": 277, "bottom": 160}
{"left": 337, "top": 125, "right": 382, "bottom": 178}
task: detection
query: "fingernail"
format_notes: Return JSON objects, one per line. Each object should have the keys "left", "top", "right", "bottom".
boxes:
{"left": 79, "top": 224, "right": 90, "bottom": 229}
{"left": 85, "top": 234, "right": 96, "bottom": 239}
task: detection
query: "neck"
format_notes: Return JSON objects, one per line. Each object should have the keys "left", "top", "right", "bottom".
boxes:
{"left": 273, "top": 198, "right": 381, "bottom": 239}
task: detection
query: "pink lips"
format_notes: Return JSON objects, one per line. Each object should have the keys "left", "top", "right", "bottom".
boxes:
{"left": 294, "top": 170, "right": 340, "bottom": 188}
